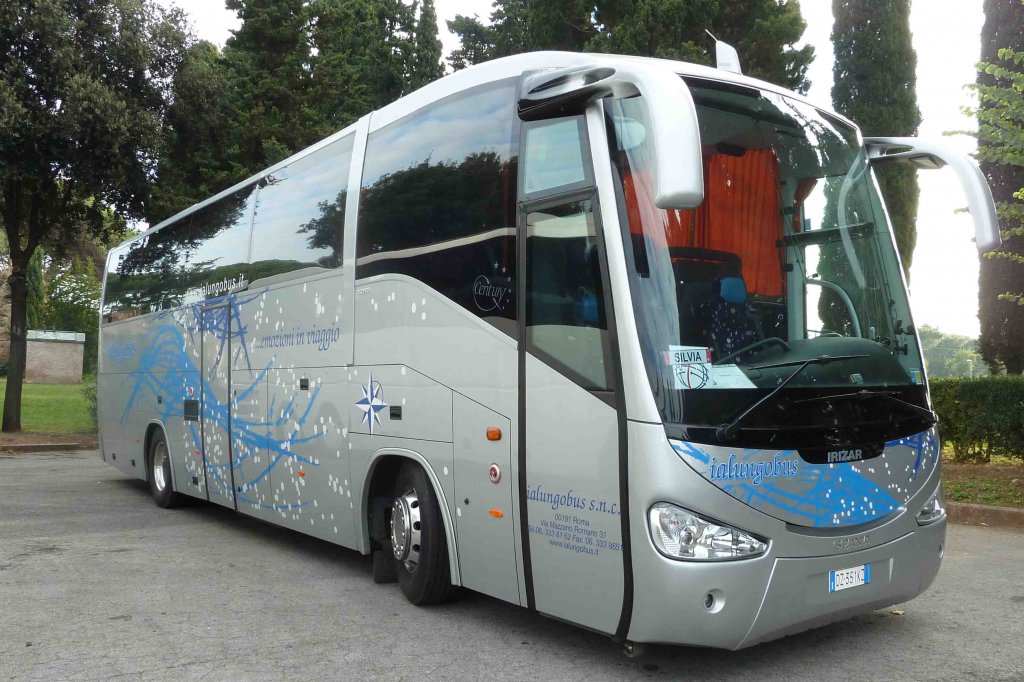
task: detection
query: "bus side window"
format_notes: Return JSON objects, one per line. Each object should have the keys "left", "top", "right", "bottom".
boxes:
{"left": 356, "top": 80, "right": 519, "bottom": 337}
{"left": 186, "top": 187, "right": 256, "bottom": 297}
{"left": 526, "top": 200, "right": 612, "bottom": 391}
{"left": 522, "top": 119, "right": 587, "bottom": 195}
{"left": 249, "top": 135, "right": 353, "bottom": 280}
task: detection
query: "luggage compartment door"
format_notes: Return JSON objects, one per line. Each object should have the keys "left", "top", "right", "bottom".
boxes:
{"left": 200, "top": 304, "right": 236, "bottom": 509}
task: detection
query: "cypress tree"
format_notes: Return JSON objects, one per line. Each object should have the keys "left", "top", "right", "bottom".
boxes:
{"left": 409, "top": 0, "right": 445, "bottom": 90}
{"left": 26, "top": 251, "right": 45, "bottom": 331}
{"left": 831, "top": 0, "right": 921, "bottom": 274}
{"left": 223, "top": 0, "right": 313, "bottom": 169}
{"left": 976, "top": 0, "right": 1024, "bottom": 374}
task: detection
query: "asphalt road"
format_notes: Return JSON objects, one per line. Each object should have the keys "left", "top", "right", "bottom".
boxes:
{"left": 2, "top": 451, "right": 1023, "bottom": 681}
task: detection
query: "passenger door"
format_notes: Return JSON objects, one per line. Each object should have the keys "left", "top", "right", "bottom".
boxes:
{"left": 200, "top": 304, "right": 236, "bottom": 509}
{"left": 519, "top": 117, "right": 626, "bottom": 635}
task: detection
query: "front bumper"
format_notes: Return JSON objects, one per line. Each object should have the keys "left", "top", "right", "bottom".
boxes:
{"left": 627, "top": 516, "right": 946, "bottom": 649}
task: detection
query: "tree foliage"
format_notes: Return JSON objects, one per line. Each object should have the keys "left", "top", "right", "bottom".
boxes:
{"left": 148, "top": 40, "right": 239, "bottom": 222}
{"left": 26, "top": 250, "right": 45, "bottom": 331}
{"left": 0, "top": 0, "right": 190, "bottom": 430}
{"left": 150, "top": 0, "right": 442, "bottom": 224}
{"left": 447, "top": 0, "right": 814, "bottom": 93}
{"left": 974, "top": 0, "right": 1024, "bottom": 375}
{"left": 917, "top": 325, "right": 987, "bottom": 378}
{"left": 830, "top": 0, "right": 920, "bottom": 275}
{"left": 224, "top": 0, "right": 313, "bottom": 171}
{"left": 45, "top": 255, "right": 102, "bottom": 375}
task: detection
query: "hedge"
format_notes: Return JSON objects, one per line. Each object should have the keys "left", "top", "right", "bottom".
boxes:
{"left": 930, "top": 376, "right": 1024, "bottom": 462}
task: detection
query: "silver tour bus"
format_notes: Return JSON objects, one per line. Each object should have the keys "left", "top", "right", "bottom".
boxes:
{"left": 98, "top": 50, "right": 999, "bottom": 651}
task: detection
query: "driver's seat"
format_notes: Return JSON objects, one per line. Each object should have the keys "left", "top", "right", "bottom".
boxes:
{"left": 698, "top": 275, "right": 761, "bottom": 362}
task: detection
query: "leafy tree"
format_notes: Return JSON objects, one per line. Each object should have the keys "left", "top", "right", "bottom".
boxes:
{"left": 152, "top": 0, "right": 438, "bottom": 223}
{"left": 491, "top": 0, "right": 529, "bottom": 58}
{"left": 831, "top": 0, "right": 920, "bottom": 274}
{"left": 709, "top": 0, "right": 814, "bottom": 93}
{"left": 447, "top": 0, "right": 527, "bottom": 70}
{"left": 0, "top": 0, "right": 189, "bottom": 431}
{"left": 149, "top": 41, "right": 239, "bottom": 224}
{"left": 975, "top": 0, "right": 1024, "bottom": 375}
{"left": 917, "top": 325, "right": 987, "bottom": 378}
{"left": 583, "top": 1, "right": 714, "bottom": 63}
{"left": 447, "top": 14, "right": 498, "bottom": 71}
{"left": 447, "top": 0, "right": 814, "bottom": 94}
{"left": 526, "top": 0, "right": 595, "bottom": 52}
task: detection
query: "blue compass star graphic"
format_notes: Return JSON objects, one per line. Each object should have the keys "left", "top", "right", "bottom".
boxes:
{"left": 356, "top": 373, "right": 388, "bottom": 435}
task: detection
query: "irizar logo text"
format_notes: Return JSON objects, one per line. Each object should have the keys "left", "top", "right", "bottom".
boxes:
{"left": 826, "top": 448, "right": 864, "bottom": 463}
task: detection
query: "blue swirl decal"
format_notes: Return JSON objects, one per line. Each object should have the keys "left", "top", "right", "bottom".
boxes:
{"left": 672, "top": 430, "right": 938, "bottom": 527}
{"left": 122, "top": 291, "right": 323, "bottom": 511}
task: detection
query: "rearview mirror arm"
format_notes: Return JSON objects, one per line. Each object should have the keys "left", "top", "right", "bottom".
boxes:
{"left": 864, "top": 136, "right": 1001, "bottom": 253}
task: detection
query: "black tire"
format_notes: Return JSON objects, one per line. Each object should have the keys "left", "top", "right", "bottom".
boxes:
{"left": 148, "top": 430, "right": 185, "bottom": 509}
{"left": 390, "top": 462, "right": 458, "bottom": 605}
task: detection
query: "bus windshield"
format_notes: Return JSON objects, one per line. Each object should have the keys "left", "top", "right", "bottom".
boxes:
{"left": 607, "top": 79, "right": 930, "bottom": 450}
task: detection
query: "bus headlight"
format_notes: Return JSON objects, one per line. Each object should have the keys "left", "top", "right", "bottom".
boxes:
{"left": 648, "top": 502, "right": 768, "bottom": 561}
{"left": 916, "top": 487, "right": 945, "bottom": 525}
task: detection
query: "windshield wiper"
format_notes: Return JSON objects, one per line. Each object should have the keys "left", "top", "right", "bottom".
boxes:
{"left": 715, "top": 354, "right": 869, "bottom": 443}
{"left": 793, "top": 389, "right": 937, "bottom": 426}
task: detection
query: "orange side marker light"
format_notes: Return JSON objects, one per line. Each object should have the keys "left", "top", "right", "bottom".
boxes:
{"left": 489, "top": 509, "right": 504, "bottom": 518}
{"left": 486, "top": 427, "right": 502, "bottom": 441}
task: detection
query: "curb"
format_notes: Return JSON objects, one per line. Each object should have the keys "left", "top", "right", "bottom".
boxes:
{"left": 0, "top": 442, "right": 98, "bottom": 454}
{"left": 946, "top": 501, "right": 1024, "bottom": 530}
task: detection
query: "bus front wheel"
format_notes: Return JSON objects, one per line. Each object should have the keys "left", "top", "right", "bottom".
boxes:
{"left": 148, "top": 430, "right": 184, "bottom": 509}
{"left": 389, "top": 462, "right": 457, "bottom": 605}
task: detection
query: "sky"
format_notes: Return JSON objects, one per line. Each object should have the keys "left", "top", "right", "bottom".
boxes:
{"left": 157, "top": 0, "right": 987, "bottom": 338}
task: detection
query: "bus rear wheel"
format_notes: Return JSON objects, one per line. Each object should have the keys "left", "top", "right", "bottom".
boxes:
{"left": 149, "top": 430, "right": 184, "bottom": 509}
{"left": 390, "top": 462, "right": 457, "bottom": 605}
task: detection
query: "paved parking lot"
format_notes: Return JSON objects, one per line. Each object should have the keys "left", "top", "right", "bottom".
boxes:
{"left": 2, "top": 450, "right": 1023, "bottom": 681}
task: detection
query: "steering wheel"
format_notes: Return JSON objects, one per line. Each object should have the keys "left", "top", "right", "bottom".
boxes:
{"left": 715, "top": 337, "right": 790, "bottom": 365}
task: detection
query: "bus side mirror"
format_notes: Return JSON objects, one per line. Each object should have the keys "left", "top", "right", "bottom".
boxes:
{"left": 864, "top": 136, "right": 1001, "bottom": 253}
{"left": 519, "top": 62, "right": 704, "bottom": 209}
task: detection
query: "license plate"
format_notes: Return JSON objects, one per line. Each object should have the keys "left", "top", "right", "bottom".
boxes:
{"left": 829, "top": 563, "right": 871, "bottom": 593}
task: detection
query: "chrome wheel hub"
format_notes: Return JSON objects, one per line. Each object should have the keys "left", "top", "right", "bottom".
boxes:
{"left": 153, "top": 442, "right": 168, "bottom": 493}
{"left": 390, "top": 488, "right": 422, "bottom": 572}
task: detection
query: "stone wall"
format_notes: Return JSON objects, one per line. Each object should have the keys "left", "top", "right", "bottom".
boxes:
{"left": 25, "top": 330, "right": 85, "bottom": 384}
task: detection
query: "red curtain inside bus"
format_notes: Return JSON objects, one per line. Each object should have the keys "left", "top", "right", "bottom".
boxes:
{"left": 624, "top": 149, "right": 786, "bottom": 298}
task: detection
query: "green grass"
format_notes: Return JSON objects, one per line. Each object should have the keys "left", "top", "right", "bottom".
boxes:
{"left": 943, "top": 458, "right": 1024, "bottom": 508}
{"left": 944, "top": 477, "right": 1024, "bottom": 508}
{"left": 0, "top": 379, "right": 95, "bottom": 433}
